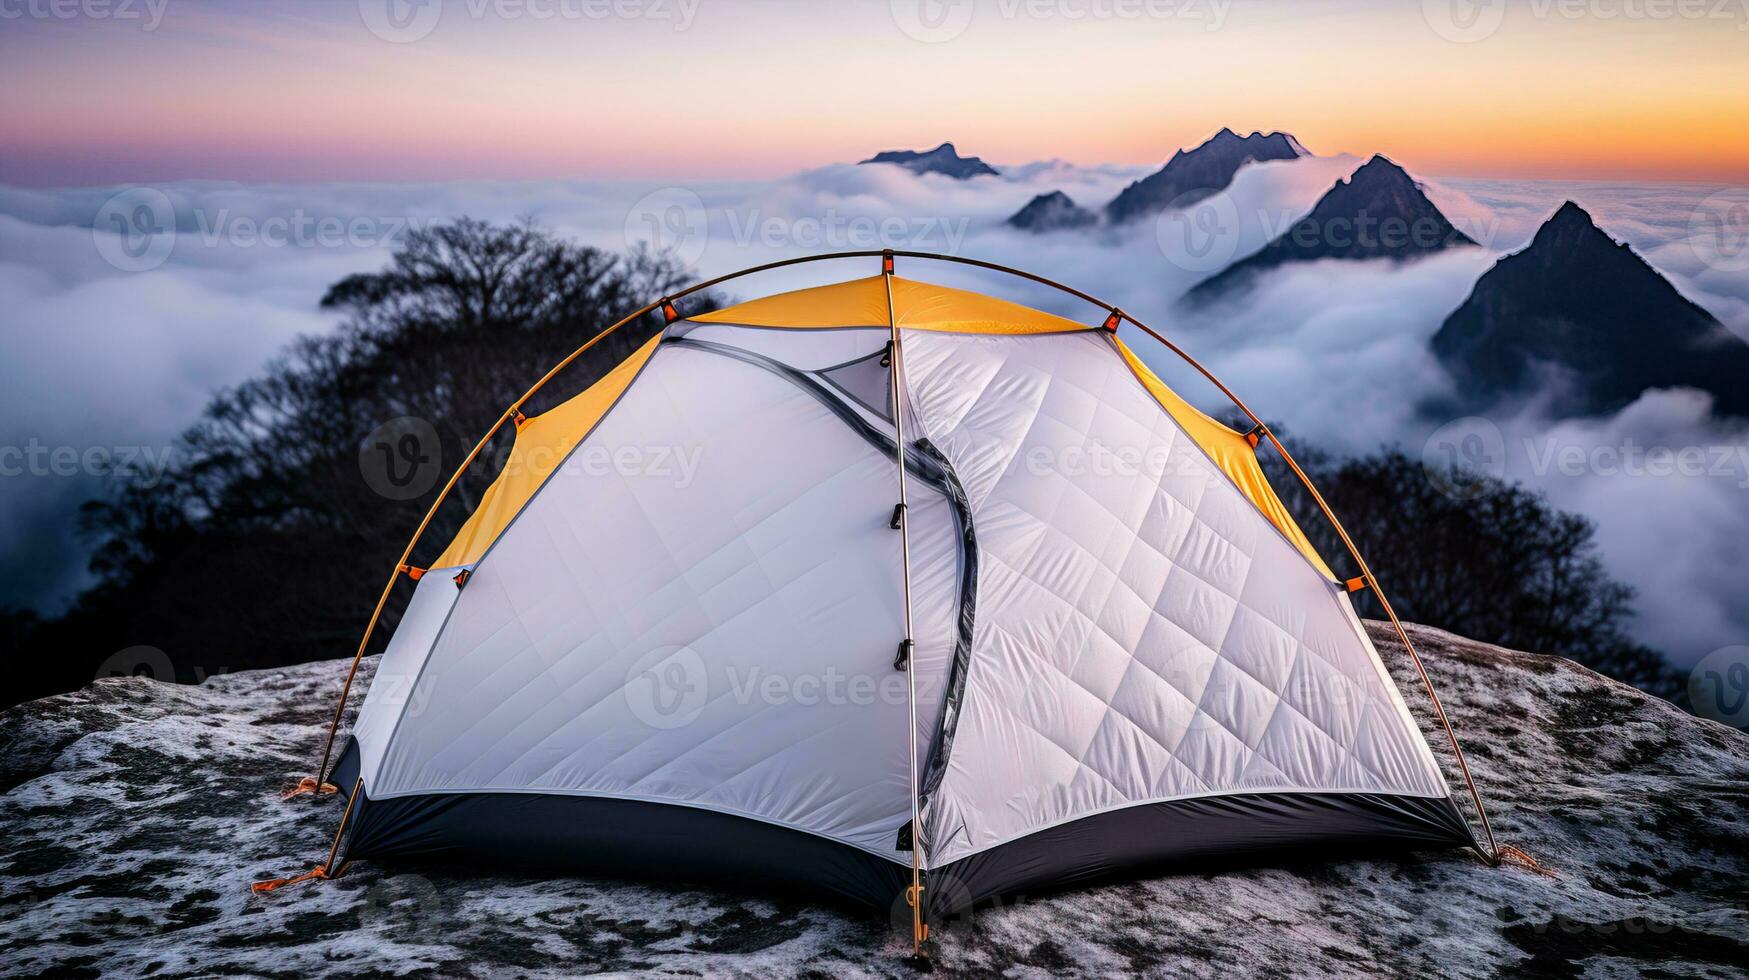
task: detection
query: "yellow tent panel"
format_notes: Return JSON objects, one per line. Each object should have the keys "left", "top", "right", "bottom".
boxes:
{"left": 693, "top": 275, "right": 1090, "bottom": 335}
{"left": 1113, "top": 338, "right": 1335, "bottom": 580}
{"left": 433, "top": 333, "right": 662, "bottom": 569}
{"left": 433, "top": 280, "right": 1330, "bottom": 582}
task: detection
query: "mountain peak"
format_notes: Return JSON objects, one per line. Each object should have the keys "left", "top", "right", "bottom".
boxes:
{"left": 1105, "top": 127, "right": 1306, "bottom": 223}
{"left": 1006, "top": 190, "right": 1097, "bottom": 232}
{"left": 858, "top": 143, "right": 998, "bottom": 179}
{"left": 1432, "top": 203, "right": 1749, "bottom": 417}
{"left": 1537, "top": 200, "right": 1605, "bottom": 241}
{"left": 1184, "top": 157, "right": 1474, "bottom": 303}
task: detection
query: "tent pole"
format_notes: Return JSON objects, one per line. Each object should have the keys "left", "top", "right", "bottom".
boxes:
{"left": 307, "top": 250, "right": 898, "bottom": 788}
{"left": 304, "top": 244, "right": 1506, "bottom": 871}
{"left": 882, "top": 253, "right": 929, "bottom": 955}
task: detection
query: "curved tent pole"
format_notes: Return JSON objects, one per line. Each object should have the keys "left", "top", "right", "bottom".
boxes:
{"left": 880, "top": 253, "right": 928, "bottom": 955}
{"left": 1111, "top": 318, "right": 1503, "bottom": 865}
{"left": 304, "top": 247, "right": 1507, "bottom": 870}
{"left": 310, "top": 250, "right": 892, "bottom": 785}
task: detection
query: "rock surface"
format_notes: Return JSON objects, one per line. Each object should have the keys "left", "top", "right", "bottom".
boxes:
{"left": 2, "top": 622, "right": 1746, "bottom": 978}
{"left": 1432, "top": 200, "right": 1749, "bottom": 418}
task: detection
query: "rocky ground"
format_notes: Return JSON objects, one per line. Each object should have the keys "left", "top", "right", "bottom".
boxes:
{"left": 2, "top": 622, "right": 1746, "bottom": 979}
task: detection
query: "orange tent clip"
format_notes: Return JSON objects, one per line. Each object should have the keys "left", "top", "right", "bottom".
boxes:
{"left": 251, "top": 864, "right": 329, "bottom": 894}
{"left": 281, "top": 776, "right": 339, "bottom": 799}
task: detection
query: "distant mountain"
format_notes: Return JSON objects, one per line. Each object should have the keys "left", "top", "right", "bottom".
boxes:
{"left": 858, "top": 142, "right": 998, "bottom": 179}
{"left": 1006, "top": 191, "right": 1097, "bottom": 232}
{"left": 1185, "top": 155, "right": 1475, "bottom": 303}
{"left": 1104, "top": 128, "right": 1305, "bottom": 224}
{"left": 1432, "top": 201, "right": 1749, "bottom": 417}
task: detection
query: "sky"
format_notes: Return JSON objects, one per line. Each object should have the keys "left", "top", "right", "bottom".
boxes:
{"left": 2, "top": 0, "right": 1748, "bottom": 186}
{"left": 0, "top": 1, "right": 1746, "bottom": 674}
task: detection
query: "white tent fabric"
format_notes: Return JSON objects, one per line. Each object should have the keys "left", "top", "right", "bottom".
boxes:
{"left": 340, "top": 299, "right": 1460, "bottom": 892}
{"left": 362, "top": 338, "right": 959, "bottom": 858}
{"left": 899, "top": 330, "right": 1446, "bottom": 865}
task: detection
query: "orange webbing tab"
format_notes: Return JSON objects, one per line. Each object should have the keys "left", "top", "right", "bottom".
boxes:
{"left": 661, "top": 298, "right": 680, "bottom": 324}
{"left": 1102, "top": 309, "right": 1123, "bottom": 333}
{"left": 1244, "top": 424, "right": 1265, "bottom": 449}
{"left": 251, "top": 864, "right": 328, "bottom": 894}
{"left": 398, "top": 564, "right": 425, "bottom": 581}
{"left": 453, "top": 568, "right": 472, "bottom": 590}
{"left": 281, "top": 777, "right": 339, "bottom": 800}
{"left": 882, "top": 250, "right": 895, "bottom": 275}
{"left": 1345, "top": 576, "right": 1369, "bottom": 594}
{"left": 512, "top": 409, "right": 529, "bottom": 430}
{"left": 1496, "top": 844, "right": 1557, "bottom": 878}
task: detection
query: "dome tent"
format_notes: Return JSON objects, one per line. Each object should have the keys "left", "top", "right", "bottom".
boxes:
{"left": 266, "top": 252, "right": 1510, "bottom": 954}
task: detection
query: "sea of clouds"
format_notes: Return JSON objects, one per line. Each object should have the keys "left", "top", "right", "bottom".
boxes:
{"left": 1, "top": 151, "right": 1744, "bottom": 669}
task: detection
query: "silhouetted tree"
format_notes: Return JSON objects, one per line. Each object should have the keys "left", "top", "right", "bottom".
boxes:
{"left": 1259, "top": 440, "right": 1683, "bottom": 700}
{"left": 6, "top": 220, "right": 701, "bottom": 706}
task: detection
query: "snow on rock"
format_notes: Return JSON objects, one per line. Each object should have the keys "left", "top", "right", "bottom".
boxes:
{"left": 2, "top": 623, "right": 1746, "bottom": 978}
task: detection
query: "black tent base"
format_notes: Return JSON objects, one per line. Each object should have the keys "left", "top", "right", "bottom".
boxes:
{"left": 330, "top": 740, "right": 1474, "bottom": 920}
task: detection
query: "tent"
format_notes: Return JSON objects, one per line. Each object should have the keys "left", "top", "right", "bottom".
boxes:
{"left": 272, "top": 253, "right": 1506, "bottom": 950}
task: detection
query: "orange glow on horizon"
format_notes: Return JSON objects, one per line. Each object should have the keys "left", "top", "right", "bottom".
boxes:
{"left": 1, "top": 1, "right": 1745, "bottom": 186}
